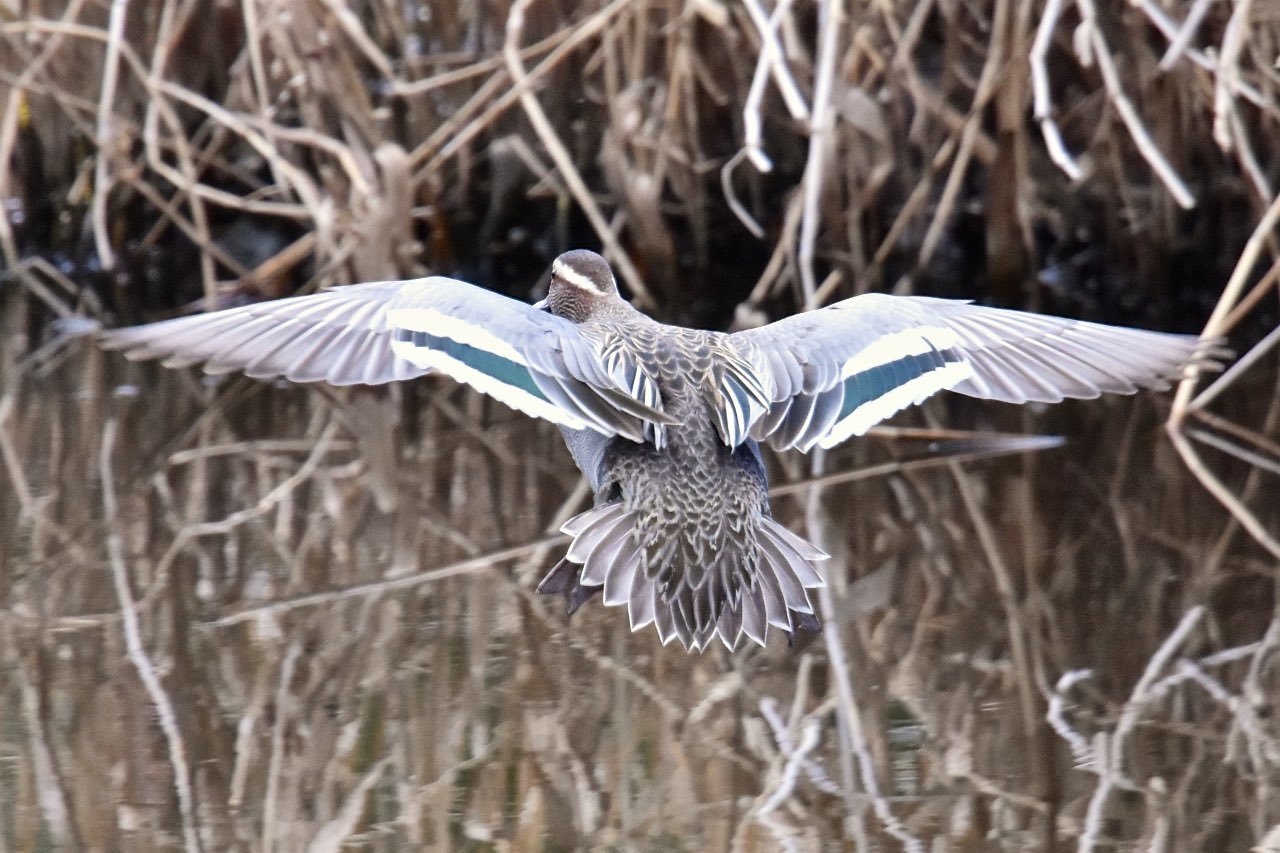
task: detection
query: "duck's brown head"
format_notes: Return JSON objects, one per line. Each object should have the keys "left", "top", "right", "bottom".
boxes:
{"left": 546, "top": 250, "right": 620, "bottom": 323}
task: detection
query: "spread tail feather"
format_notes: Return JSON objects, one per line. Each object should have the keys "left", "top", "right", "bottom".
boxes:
{"left": 536, "top": 505, "right": 828, "bottom": 651}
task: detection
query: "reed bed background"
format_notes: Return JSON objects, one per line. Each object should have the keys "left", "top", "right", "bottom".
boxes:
{"left": 2, "top": 0, "right": 1280, "bottom": 850}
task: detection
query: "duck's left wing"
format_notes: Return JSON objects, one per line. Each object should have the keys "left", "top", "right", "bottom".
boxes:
{"left": 385, "top": 277, "right": 673, "bottom": 442}
{"left": 101, "top": 277, "right": 673, "bottom": 442}
{"left": 728, "top": 293, "right": 1208, "bottom": 452}
{"left": 100, "top": 282, "right": 427, "bottom": 386}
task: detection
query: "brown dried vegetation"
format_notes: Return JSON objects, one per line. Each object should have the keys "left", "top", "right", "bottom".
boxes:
{"left": 2, "top": 0, "right": 1280, "bottom": 850}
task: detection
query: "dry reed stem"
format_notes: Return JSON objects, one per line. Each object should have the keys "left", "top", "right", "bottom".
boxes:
{"left": 504, "top": 0, "right": 653, "bottom": 307}
{"left": 143, "top": 0, "right": 218, "bottom": 304}
{"left": 948, "top": 456, "right": 1040, "bottom": 738}
{"left": 742, "top": 0, "right": 810, "bottom": 123}
{"left": 261, "top": 640, "right": 302, "bottom": 853}
{"left": 753, "top": 715, "right": 823, "bottom": 849}
{"left": 1031, "top": 0, "right": 1084, "bottom": 180}
{"left": 1213, "top": 0, "right": 1254, "bottom": 152}
{"left": 744, "top": 192, "right": 804, "bottom": 306}
{"left": 1186, "top": 426, "right": 1280, "bottom": 478}
{"left": 1221, "top": 254, "right": 1280, "bottom": 331}
{"left": 227, "top": 670, "right": 270, "bottom": 809}
{"left": 100, "top": 418, "right": 202, "bottom": 852}
{"left": 306, "top": 756, "right": 392, "bottom": 853}
{"left": 807, "top": 452, "right": 925, "bottom": 852}
{"left": 0, "top": 388, "right": 94, "bottom": 565}
{"left": 1168, "top": 188, "right": 1280, "bottom": 560}
{"left": 1075, "top": 0, "right": 1196, "bottom": 208}
{"left": 1239, "top": 616, "right": 1280, "bottom": 828}
{"left": 207, "top": 535, "right": 567, "bottom": 628}
{"left": 409, "top": 27, "right": 576, "bottom": 172}
{"left": 735, "top": 0, "right": 808, "bottom": 223}
{"left": 1139, "top": 0, "right": 1271, "bottom": 110}
{"left": 1047, "top": 669, "right": 1095, "bottom": 767}
{"left": 769, "top": 431, "right": 1063, "bottom": 498}
{"left": 758, "top": 696, "right": 841, "bottom": 796}
{"left": 721, "top": 149, "right": 767, "bottom": 239}
{"left": 90, "top": 0, "right": 129, "bottom": 271}
{"left": 13, "top": 643, "right": 74, "bottom": 847}
{"left": 1076, "top": 607, "right": 1205, "bottom": 852}
{"left": 1193, "top": 324, "right": 1280, "bottom": 413}
{"left": 917, "top": 0, "right": 1012, "bottom": 267}
{"left": 1159, "top": 0, "right": 1217, "bottom": 70}
{"left": 796, "top": 0, "right": 843, "bottom": 308}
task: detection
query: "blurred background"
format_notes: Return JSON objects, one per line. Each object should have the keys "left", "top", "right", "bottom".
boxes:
{"left": 2, "top": 0, "right": 1279, "bottom": 850}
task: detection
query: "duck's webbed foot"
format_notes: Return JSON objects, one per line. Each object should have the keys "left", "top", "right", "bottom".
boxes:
{"left": 535, "top": 559, "right": 601, "bottom": 617}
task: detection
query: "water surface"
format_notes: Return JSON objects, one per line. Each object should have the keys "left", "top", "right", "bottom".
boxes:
{"left": 1, "top": 309, "right": 1276, "bottom": 851}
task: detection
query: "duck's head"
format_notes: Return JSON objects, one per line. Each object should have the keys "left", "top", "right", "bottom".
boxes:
{"left": 545, "top": 250, "right": 619, "bottom": 322}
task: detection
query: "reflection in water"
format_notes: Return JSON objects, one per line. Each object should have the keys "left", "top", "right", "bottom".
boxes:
{"left": 1, "top": 321, "right": 1276, "bottom": 851}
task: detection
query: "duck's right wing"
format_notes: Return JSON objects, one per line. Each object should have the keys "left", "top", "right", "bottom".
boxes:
{"left": 100, "top": 277, "right": 675, "bottom": 442}
{"left": 729, "top": 293, "right": 1210, "bottom": 452}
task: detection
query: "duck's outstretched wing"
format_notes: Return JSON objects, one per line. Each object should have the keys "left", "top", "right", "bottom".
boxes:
{"left": 99, "top": 282, "right": 427, "bottom": 386}
{"left": 728, "top": 293, "right": 1212, "bottom": 452}
{"left": 386, "top": 277, "right": 672, "bottom": 441}
{"left": 100, "top": 277, "right": 673, "bottom": 442}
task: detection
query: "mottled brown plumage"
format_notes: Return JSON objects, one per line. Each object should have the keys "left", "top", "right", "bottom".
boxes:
{"left": 537, "top": 303, "right": 824, "bottom": 650}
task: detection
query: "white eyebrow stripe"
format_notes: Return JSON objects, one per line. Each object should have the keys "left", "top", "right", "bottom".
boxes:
{"left": 552, "top": 260, "right": 604, "bottom": 292}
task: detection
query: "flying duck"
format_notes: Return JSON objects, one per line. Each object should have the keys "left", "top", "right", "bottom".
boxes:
{"left": 100, "top": 249, "right": 1208, "bottom": 651}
